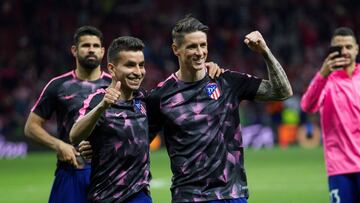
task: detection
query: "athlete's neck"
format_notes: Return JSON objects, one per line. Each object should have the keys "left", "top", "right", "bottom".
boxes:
{"left": 344, "top": 63, "right": 356, "bottom": 76}
{"left": 120, "top": 89, "right": 134, "bottom": 101}
{"left": 75, "top": 66, "right": 102, "bottom": 81}
{"left": 176, "top": 67, "right": 206, "bottom": 82}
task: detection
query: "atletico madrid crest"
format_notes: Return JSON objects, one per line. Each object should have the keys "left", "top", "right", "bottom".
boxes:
{"left": 134, "top": 99, "right": 147, "bottom": 115}
{"left": 205, "top": 83, "right": 221, "bottom": 100}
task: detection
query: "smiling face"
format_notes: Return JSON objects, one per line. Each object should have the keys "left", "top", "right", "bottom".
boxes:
{"left": 72, "top": 35, "right": 104, "bottom": 69}
{"left": 331, "top": 35, "right": 359, "bottom": 68}
{"left": 172, "top": 31, "right": 208, "bottom": 72}
{"left": 109, "top": 50, "right": 145, "bottom": 94}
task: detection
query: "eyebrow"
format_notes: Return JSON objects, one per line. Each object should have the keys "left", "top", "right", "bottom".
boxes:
{"left": 80, "top": 42, "right": 101, "bottom": 46}
{"left": 124, "top": 60, "right": 145, "bottom": 66}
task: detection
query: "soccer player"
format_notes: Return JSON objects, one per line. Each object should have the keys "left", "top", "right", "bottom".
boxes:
{"left": 69, "top": 36, "right": 152, "bottom": 202}
{"left": 24, "top": 26, "right": 111, "bottom": 203}
{"left": 146, "top": 16, "right": 293, "bottom": 202}
{"left": 301, "top": 27, "right": 360, "bottom": 203}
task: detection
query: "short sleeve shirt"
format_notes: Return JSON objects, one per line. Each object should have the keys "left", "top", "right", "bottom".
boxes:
{"left": 147, "top": 71, "right": 261, "bottom": 202}
{"left": 31, "top": 70, "right": 111, "bottom": 144}
{"left": 78, "top": 89, "right": 151, "bottom": 202}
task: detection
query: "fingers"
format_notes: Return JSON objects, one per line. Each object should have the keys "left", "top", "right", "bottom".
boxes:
{"left": 244, "top": 31, "right": 267, "bottom": 53}
{"left": 103, "top": 81, "right": 122, "bottom": 108}
{"left": 81, "top": 150, "right": 93, "bottom": 161}
{"left": 205, "top": 62, "right": 223, "bottom": 79}
{"left": 104, "top": 88, "right": 121, "bottom": 106}
{"left": 71, "top": 153, "right": 79, "bottom": 169}
{"left": 326, "top": 56, "right": 350, "bottom": 69}
{"left": 216, "top": 68, "right": 225, "bottom": 78}
{"left": 327, "top": 52, "right": 340, "bottom": 60}
{"left": 213, "top": 64, "right": 221, "bottom": 78}
{"left": 56, "top": 142, "right": 81, "bottom": 168}
{"left": 78, "top": 141, "right": 93, "bottom": 161}
{"left": 244, "top": 38, "right": 250, "bottom": 45}
{"left": 321, "top": 55, "right": 350, "bottom": 76}
{"left": 78, "top": 140, "right": 91, "bottom": 151}
{"left": 205, "top": 62, "right": 215, "bottom": 79}
{"left": 244, "top": 31, "right": 262, "bottom": 45}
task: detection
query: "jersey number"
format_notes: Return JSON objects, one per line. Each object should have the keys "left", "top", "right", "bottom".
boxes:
{"left": 330, "top": 189, "right": 340, "bottom": 203}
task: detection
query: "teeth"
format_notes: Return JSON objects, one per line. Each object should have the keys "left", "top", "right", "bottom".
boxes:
{"left": 194, "top": 58, "right": 204, "bottom": 63}
{"left": 128, "top": 78, "right": 141, "bottom": 84}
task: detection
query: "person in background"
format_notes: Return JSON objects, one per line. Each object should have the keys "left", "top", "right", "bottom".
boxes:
{"left": 24, "top": 26, "right": 111, "bottom": 203}
{"left": 301, "top": 27, "right": 360, "bottom": 203}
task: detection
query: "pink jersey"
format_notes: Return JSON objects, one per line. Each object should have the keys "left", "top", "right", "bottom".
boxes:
{"left": 301, "top": 64, "right": 360, "bottom": 176}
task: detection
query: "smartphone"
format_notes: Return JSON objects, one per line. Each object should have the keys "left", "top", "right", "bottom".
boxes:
{"left": 327, "top": 46, "right": 342, "bottom": 58}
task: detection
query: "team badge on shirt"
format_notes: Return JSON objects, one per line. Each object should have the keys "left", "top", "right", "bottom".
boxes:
{"left": 134, "top": 99, "right": 146, "bottom": 115}
{"left": 205, "top": 82, "right": 221, "bottom": 100}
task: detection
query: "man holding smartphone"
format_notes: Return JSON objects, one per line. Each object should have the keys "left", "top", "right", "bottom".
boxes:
{"left": 301, "top": 27, "right": 360, "bottom": 203}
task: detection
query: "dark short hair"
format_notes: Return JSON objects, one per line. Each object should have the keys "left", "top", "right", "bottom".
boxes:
{"left": 332, "top": 27, "right": 356, "bottom": 41}
{"left": 107, "top": 36, "right": 145, "bottom": 64}
{"left": 172, "top": 15, "right": 209, "bottom": 46}
{"left": 73, "top": 26, "right": 103, "bottom": 46}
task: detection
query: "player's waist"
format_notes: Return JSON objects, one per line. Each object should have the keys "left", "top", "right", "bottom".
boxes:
{"left": 57, "top": 160, "right": 91, "bottom": 170}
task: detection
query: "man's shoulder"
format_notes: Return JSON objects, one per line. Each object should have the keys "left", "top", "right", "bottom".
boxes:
{"left": 47, "top": 70, "right": 76, "bottom": 85}
{"left": 220, "top": 70, "right": 262, "bottom": 86}
{"left": 151, "top": 74, "right": 177, "bottom": 94}
{"left": 134, "top": 88, "right": 148, "bottom": 99}
{"left": 99, "top": 71, "right": 112, "bottom": 83}
{"left": 40, "top": 71, "right": 75, "bottom": 93}
{"left": 222, "top": 70, "right": 259, "bottom": 79}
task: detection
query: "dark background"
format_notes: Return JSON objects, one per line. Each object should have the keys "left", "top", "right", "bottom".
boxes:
{"left": 1, "top": 0, "right": 359, "bottom": 151}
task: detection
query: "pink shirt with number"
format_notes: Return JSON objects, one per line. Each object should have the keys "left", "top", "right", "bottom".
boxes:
{"left": 301, "top": 64, "right": 360, "bottom": 176}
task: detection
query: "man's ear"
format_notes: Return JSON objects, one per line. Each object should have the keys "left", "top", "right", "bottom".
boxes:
{"left": 355, "top": 43, "right": 359, "bottom": 55}
{"left": 100, "top": 47, "right": 105, "bottom": 58}
{"left": 172, "top": 43, "right": 179, "bottom": 56}
{"left": 71, "top": 45, "right": 77, "bottom": 57}
{"left": 107, "top": 63, "right": 115, "bottom": 77}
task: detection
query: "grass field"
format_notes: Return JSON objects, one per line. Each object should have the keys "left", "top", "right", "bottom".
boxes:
{"left": 0, "top": 147, "right": 329, "bottom": 203}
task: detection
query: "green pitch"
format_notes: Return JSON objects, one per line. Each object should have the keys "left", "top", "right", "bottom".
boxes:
{"left": 0, "top": 147, "right": 328, "bottom": 203}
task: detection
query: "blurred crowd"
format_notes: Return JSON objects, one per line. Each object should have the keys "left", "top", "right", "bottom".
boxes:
{"left": 1, "top": 0, "right": 359, "bottom": 147}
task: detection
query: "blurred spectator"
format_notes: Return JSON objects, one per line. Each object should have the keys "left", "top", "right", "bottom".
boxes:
{"left": 1, "top": 0, "right": 360, "bottom": 149}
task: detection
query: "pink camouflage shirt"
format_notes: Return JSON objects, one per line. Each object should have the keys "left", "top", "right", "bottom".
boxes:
{"left": 301, "top": 64, "right": 360, "bottom": 176}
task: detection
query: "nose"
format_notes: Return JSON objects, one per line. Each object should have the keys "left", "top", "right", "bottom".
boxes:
{"left": 340, "top": 46, "right": 347, "bottom": 55}
{"left": 195, "top": 46, "right": 202, "bottom": 56}
{"left": 88, "top": 45, "right": 97, "bottom": 53}
{"left": 133, "top": 65, "right": 143, "bottom": 76}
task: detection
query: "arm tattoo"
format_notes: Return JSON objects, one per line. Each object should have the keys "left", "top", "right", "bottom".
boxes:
{"left": 255, "top": 50, "right": 293, "bottom": 101}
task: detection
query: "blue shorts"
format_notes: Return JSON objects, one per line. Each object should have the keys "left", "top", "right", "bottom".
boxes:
{"left": 49, "top": 165, "right": 91, "bottom": 203}
{"left": 207, "top": 197, "right": 248, "bottom": 203}
{"left": 125, "top": 190, "right": 152, "bottom": 203}
{"left": 328, "top": 172, "right": 360, "bottom": 203}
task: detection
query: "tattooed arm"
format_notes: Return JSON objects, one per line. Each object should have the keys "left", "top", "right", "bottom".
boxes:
{"left": 244, "top": 31, "right": 293, "bottom": 101}
{"left": 255, "top": 50, "right": 293, "bottom": 101}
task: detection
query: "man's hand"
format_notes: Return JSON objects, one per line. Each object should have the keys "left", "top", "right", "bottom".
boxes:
{"left": 206, "top": 62, "right": 225, "bottom": 79}
{"left": 56, "top": 141, "right": 79, "bottom": 168}
{"left": 320, "top": 52, "right": 351, "bottom": 77}
{"left": 101, "top": 76, "right": 121, "bottom": 109}
{"left": 78, "top": 140, "right": 93, "bottom": 161}
{"left": 244, "top": 31, "right": 269, "bottom": 54}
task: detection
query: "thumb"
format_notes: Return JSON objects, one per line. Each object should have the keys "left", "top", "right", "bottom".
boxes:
{"left": 110, "top": 74, "right": 117, "bottom": 88}
{"left": 71, "top": 150, "right": 79, "bottom": 168}
{"left": 204, "top": 62, "right": 210, "bottom": 68}
{"left": 244, "top": 38, "right": 249, "bottom": 45}
{"left": 115, "top": 81, "right": 121, "bottom": 91}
